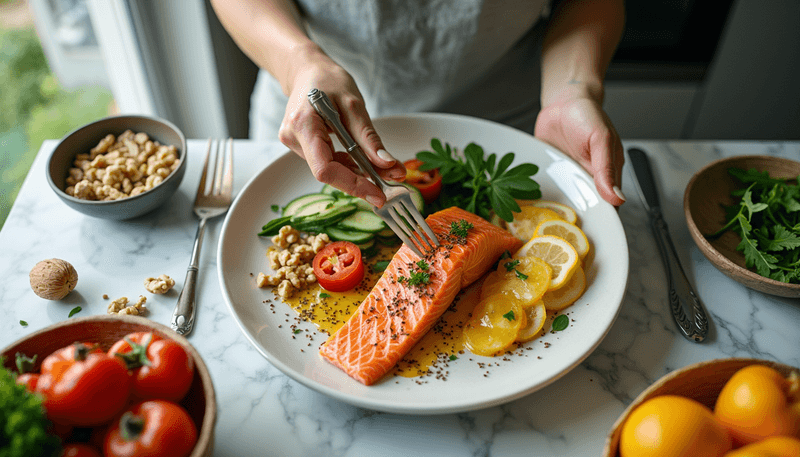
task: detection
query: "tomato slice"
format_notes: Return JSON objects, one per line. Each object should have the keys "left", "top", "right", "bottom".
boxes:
{"left": 403, "top": 159, "right": 442, "bottom": 204}
{"left": 312, "top": 241, "right": 365, "bottom": 292}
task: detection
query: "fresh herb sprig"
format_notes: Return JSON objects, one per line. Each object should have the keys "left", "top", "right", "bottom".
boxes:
{"left": 416, "top": 139, "right": 541, "bottom": 222}
{"left": 708, "top": 167, "right": 800, "bottom": 283}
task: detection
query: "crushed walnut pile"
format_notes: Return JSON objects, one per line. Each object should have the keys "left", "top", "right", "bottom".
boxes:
{"left": 144, "top": 274, "right": 175, "bottom": 294}
{"left": 257, "top": 225, "right": 330, "bottom": 298}
{"left": 107, "top": 295, "right": 147, "bottom": 315}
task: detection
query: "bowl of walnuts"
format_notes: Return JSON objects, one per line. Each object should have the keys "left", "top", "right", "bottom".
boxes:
{"left": 46, "top": 114, "right": 187, "bottom": 220}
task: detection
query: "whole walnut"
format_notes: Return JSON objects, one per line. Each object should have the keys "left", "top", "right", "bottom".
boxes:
{"left": 30, "top": 259, "right": 78, "bottom": 300}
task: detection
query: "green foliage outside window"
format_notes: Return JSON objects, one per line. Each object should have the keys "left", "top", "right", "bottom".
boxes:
{"left": 0, "top": 26, "right": 113, "bottom": 229}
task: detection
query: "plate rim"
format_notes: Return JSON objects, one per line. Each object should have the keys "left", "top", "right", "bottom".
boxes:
{"left": 217, "top": 113, "right": 629, "bottom": 414}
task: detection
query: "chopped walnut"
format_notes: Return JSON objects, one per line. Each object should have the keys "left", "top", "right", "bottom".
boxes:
{"left": 107, "top": 295, "right": 147, "bottom": 315}
{"left": 258, "top": 226, "right": 330, "bottom": 298}
{"left": 64, "top": 130, "right": 180, "bottom": 201}
{"left": 144, "top": 274, "right": 175, "bottom": 294}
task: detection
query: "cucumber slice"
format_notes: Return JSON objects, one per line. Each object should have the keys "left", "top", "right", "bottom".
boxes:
{"left": 337, "top": 210, "right": 386, "bottom": 233}
{"left": 376, "top": 234, "right": 401, "bottom": 246}
{"left": 320, "top": 184, "right": 337, "bottom": 195}
{"left": 258, "top": 215, "right": 292, "bottom": 237}
{"left": 376, "top": 227, "right": 395, "bottom": 238}
{"left": 291, "top": 203, "right": 357, "bottom": 231}
{"left": 351, "top": 198, "right": 373, "bottom": 211}
{"left": 355, "top": 239, "right": 375, "bottom": 250}
{"left": 292, "top": 199, "right": 336, "bottom": 217}
{"left": 325, "top": 226, "right": 375, "bottom": 244}
{"left": 283, "top": 193, "right": 334, "bottom": 216}
{"left": 400, "top": 183, "right": 425, "bottom": 213}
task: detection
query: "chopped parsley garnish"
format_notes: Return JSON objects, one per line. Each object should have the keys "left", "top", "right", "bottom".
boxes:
{"left": 68, "top": 306, "right": 82, "bottom": 318}
{"left": 400, "top": 270, "right": 431, "bottom": 286}
{"left": 552, "top": 314, "right": 569, "bottom": 332}
{"left": 449, "top": 354, "right": 458, "bottom": 361}
{"left": 373, "top": 260, "right": 390, "bottom": 272}
{"left": 449, "top": 219, "right": 473, "bottom": 240}
{"left": 502, "top": 310, "right": 516, "bottom": 321}
{"left": 503, "top": 260, "right": 520, "bottom": 272}
{"left": 319, "top": 292, "right": 331, "bottom": 299}
{"left": 271, "top": 204, "right": 280, "bottom": 212}
{"left": 19, "top": 320, "right": 27, "bottom": 327}
{"left": 293, "top": 329, "right": 302, "bottom": 334}
{"left": 515, "top": 269, "right": 528, "bottom": 281}
{"left": 416, "top": 259, "right": 429, "bottom": 271}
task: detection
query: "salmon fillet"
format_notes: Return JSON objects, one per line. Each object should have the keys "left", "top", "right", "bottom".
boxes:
{"left": 319, "top": 207, "right": 523, "bottom": 385}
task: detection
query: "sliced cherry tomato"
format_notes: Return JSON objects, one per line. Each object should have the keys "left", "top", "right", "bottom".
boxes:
{"left": 403, "top": 159, "right": 442, "bottom": 204}
{"left": 312, "top": 241, "right": 365, "bottom": 292}
{"left": 109, "top": 332, "right": 195, "bottom": 403}
{"left": 36, "top": 342, "right": 132, "bottom": 426}
{"left": 104, "top": 400, "right": 198, "bottom": 457}
{"left": 61, "top": 443, "right": 102, "bottom": 457}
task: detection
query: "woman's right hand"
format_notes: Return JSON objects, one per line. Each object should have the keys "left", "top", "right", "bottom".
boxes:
{"left": 278, "top": 45, "right": 405, "bottom": 207}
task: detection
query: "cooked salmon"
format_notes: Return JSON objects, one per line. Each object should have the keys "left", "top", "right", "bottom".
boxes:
{"left": 319, "top": 207, "right": 523, "bottom": 385}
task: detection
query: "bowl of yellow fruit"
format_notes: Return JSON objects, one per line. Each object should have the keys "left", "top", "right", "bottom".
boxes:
{"left": 603, "top": 357, "right": 800, "bottom": 457}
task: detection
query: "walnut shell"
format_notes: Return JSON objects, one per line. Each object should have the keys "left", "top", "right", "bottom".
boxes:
{"left": 30, "top": 259, "right": 78, "bottom": 300}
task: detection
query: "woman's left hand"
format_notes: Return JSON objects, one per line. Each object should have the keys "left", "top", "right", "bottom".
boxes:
{"left": 534, "top": 94, "right": 626, "bottom": 207}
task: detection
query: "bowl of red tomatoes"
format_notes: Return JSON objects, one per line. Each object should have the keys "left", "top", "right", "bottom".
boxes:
{"left": 1, "top": 314, "right": 216, "bottom": 457}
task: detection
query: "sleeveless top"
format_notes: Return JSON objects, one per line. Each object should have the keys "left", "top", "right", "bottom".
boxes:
{"left": 250, "top": 0, "right": 550, "bottom": 140}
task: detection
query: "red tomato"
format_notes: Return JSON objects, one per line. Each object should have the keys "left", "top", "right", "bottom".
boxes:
{"left": 104, "top": 400, "right": 198, "bottom": 457}
{"left": 15, "top": 372, "right": 39, "bottom": 392}
{"left": 61, "top": 443, "right": 102, "bottom": 457}
{"left": 312, "top": 241, "right": 365, "bottom": 292}
{"left": 403, "top": 159, "right": 442, "bottom": 204}
{"left": 109, "top": 332, "right": 195, "bottom": 402}
{"left": 36, "top": 342, "right": 132, "bottom": 426}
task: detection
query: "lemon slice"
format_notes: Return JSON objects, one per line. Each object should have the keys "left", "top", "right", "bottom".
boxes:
{"left": 515, "top": 300, "right": 547, "bottom": 342}
{"left": 464, "top": 292, "right": 526, "bottom": 356}
{"left": 515, "top": 235, "right": 579, "bottom": 290}
{"left": 541, "top": 264, "right": 586, "bottom": 311}
{"left": 481, "top": 256, "right": 552, "bottom": 306}
{"left": 516, "top": 200, "right": 578, "bottom": 225}
{"left": 534, "top": 219, "right": 591, "bottom": 260}
{"left": 505, "top": 206, "right": 564, "bottom": 241}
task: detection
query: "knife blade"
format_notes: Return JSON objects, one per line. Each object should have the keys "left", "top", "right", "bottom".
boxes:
{"left": 628, "top": 147, "right": 710, "bottom": 342}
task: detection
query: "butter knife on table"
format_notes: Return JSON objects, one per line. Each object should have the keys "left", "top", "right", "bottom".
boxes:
{"left": 628, "top": 147, "right": 710, "bottom": 342}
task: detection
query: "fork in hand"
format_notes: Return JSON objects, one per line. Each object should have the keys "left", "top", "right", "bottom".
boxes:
{"left": 171, "top": 138, "right": 233, "bottom": 335}
{"left": 307, "top": 89, "right": 439, "bottom": 258}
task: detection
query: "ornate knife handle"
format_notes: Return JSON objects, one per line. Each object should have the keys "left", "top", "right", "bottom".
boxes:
{"left": 649, "top": 211, "right": 709, "bottom": 342}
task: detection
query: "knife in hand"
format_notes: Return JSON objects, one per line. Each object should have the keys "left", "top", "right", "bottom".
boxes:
{"left": 628, "top": 147, "right": 710, "bottom": 342}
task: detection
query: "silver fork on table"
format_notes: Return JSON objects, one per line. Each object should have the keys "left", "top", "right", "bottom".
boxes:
{"left": 171, "top": 138, "right": 234, "bottom": 335}
{"left": 308, "top": 89, "right": 439, "bottom": 258}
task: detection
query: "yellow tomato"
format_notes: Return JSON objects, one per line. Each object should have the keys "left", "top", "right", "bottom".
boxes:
{"left": 723, "top": 436, "right": 800, "bottom": 457}
{"left": 620, "top": 395, "right": 733, "bottom": 457}
{"left": 714, "top": 365, "right": 800, "bottom": 446}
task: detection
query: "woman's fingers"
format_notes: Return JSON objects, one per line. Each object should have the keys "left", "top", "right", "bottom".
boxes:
{"left": 589, "top": 127, "right": 626, "bottom": 206}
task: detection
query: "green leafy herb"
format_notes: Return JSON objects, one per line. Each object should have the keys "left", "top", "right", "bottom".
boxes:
{"left": 514, "top": 269, "right": 528, "bottom": 281}
{"left": 416, "top": 259, "right": 430, "bottom": 271}
{"left": 416, "top": 139, "right": 541, "bottom": 222}
{"left": 708, "top": 167, "right": 800, "bottom": 283}
{"left": 68, "top": 306, "right": 82, "bottom": 318}
{"left": 552, "top": 314, "right": 569, "bottom": 332}
{"left": 271, "top": 204, "right": 280, "bottom": 213}
{"left": 373, "top": 260, "right": 390, "bottom": 272}
{"left": 407, "top": 270, "right": 431, "bottom": 286}
{"left": 293, "top": 329, "right": 302, "bottom": 334}
{"left": 500, "top": 250, "right": 512, "bottom": 260}
{"left": 448, "top": 219, "right": 474, "bottom": 240}
{"left": 319, "top": 292, "right": 331, "bottom": 299}
{"left": 0, "top": 357, "right": 62, "bottom": 457}
{"left": 19, "top": 320, "right": 27, "bottom": 327}
{"left": 503, "top": 260, "right": 520, "bottom": 272}
{"left": 502, "top": 310, "right": 516, "bottom": 321}
{"left": 449, "top": 354, "right": 458, "bottom": 361}
{"left": 258, "top": 215, "right": 292, "bottom": 237}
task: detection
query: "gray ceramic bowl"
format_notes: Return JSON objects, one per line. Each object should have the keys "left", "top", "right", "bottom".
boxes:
{"left": 47, "top": 115, "right": 187, "bottom": 220}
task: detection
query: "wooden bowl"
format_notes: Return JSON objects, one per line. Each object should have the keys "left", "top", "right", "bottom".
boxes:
{"left": 603, "top": 358, "right": 799, "bottom": 456}
{"left": 1, "top": 315, "right": 216, "bottom": 457}
{"left": 684, "top": 155, "right": 800, "bottom": 298}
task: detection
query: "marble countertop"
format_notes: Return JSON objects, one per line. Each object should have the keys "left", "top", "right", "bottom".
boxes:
{"left": 2, "top": 138, "right": 799, "bottom": 456}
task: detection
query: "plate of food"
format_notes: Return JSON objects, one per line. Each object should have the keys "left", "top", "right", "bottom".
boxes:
{"left": 218, "top": 113, "right": 628, "bottom": 414}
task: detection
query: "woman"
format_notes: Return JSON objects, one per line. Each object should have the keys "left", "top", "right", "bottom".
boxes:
{"left": 211, "top": 0, "right": 627, "bottom": 207}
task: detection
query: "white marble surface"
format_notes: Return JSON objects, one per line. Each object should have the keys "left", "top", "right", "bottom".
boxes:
{"left": 2, "top": 139, "right": 799, "bottom": 457}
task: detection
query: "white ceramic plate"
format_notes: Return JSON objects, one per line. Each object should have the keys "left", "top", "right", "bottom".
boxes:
{"left": 218, "top": 113, "right": 628, "bottom": 414}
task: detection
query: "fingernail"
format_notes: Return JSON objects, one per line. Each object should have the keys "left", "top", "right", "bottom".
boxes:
{"left": 613, "top": 185, "right": 627, "bottom": 202}
{"left": 389, "top": 169, "right": 406, "bottom": 180}
{"left": 377, "top": 149, "right": 396, "bottom": 164}
{"left": 365, "top": 195, "right": 383, "bottom": 208}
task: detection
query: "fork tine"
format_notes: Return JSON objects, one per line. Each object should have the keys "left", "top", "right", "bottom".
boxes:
{"left": 221, "top": 138, "right": 233, "bottom": 198}
{"left": 387, "top": 208, "right": 425, "bottom": 258}
{"left": 212, "top": 140, "right": 224, "bottom": 195}
{"left": 196, "top": 139, "right": 213, "bottom": 200}
{"left": 399, "top": 200, "right": 439, "bottom": 251}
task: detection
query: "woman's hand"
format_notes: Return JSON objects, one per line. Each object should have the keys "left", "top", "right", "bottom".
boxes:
{"left": 278, "top": 45, "right": 405, "bottom": 207}
{"left": 534, "top": 92, "right": 626, "bottom": 206}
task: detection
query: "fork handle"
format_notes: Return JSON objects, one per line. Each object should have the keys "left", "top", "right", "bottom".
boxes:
{"left": 171, "top": 216, "right": 208, "bottom": 335}
{"left": 307, "top": 89, "right": 388, "bottom": 190}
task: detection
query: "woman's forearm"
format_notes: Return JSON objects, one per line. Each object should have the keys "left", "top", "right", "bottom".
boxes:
{"left": 209, "top": 0, "right": 320, "bottom": 95}
{"left": 540, "top": 0, "right": 625, "bottom": 107}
